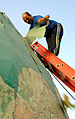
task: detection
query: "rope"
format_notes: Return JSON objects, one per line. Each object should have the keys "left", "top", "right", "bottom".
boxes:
{"left": 51, "top": 73, "right": 75, "bottom": 100}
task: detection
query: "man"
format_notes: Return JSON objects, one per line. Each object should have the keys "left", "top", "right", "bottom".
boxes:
{"left": 22, "top": 12, "right": 63, "bottom": 56}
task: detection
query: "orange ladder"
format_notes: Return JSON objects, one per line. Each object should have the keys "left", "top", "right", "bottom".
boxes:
{"left": 30, "top": 42, "right": 75, "bottom": 92}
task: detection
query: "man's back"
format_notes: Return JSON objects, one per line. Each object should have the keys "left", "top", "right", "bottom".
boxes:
{"left": 30, "top": 15, "right": 58, "bottom": 31}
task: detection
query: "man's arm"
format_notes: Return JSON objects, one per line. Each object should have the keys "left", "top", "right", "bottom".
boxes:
{"left": 38, "top": 15, "right": 50, "bottom": 24}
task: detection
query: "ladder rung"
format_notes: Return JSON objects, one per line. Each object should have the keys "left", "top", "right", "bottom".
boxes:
{"left": 30, "top": 42, "right": 75, "bottom": 92}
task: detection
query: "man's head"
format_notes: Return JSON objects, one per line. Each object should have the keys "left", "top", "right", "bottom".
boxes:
{"left": 22, "top": 12, "right": 33, "bottom": 24}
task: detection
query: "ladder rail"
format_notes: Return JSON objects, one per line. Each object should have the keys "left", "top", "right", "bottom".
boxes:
{"left": 30, "top": 42, "right": 75, "bottom": 92}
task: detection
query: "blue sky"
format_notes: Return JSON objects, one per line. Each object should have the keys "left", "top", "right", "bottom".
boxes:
{"left": 0, "top": 0, "right": 75, "bottom": 119}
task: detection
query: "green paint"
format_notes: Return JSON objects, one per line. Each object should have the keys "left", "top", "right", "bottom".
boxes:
{"left": 7, "top": 96, "right": 12, "bottom": 102}
{"left": 1, "top": 95, "right": 12, "bottom": 114}
{"left": 12, "top": 100, "right": 17, "bottom": 119}
{"left": 0, "top": 85, "right": 3, "bottom": 91}
{"left": 33, "top": 101, "right": 37, "bottom": 107}
{"left": 43, "top": 107, "right": 46, "bottom": 110}
{"left": 19, "top": 86, "right": 33, "bottom": 103}
{"left": 0, "top": 12, "right": 68, "bottom": 119}
{"left": 7, "top": 88, "right": 13, "bottom": 94}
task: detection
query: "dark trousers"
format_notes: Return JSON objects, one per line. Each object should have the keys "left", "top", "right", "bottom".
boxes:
{"left": 46, "top": 24, "right": 63, "bottom": 56}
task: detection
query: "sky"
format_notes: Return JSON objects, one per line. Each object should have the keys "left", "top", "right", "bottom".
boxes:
{"left": 0, "top": 0, "right": 75, "bottom": 118}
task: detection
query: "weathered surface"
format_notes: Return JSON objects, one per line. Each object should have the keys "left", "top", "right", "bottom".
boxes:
{"left": 0, "top": 12, "right": 69, "bottom": 119}
{"left": 0, "top": 68, "right": 68, "bottom": 119}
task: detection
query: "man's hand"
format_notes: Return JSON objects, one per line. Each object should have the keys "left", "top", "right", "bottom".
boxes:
{"left": 38, "top": 15, "right": 50, "bottom": 24}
